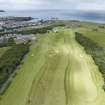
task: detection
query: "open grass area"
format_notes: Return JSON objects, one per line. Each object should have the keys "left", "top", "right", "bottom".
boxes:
{"left": 0, "top": 28, "right": 105, "bottom": 105}
{"left": 0, "top": 47, "right": 10, "bottom": 57}
{"left": 79, "top": 31, "right": 105, "bottom": 47}
{"left": 0, "top": 46, "right": 10, "bottom": 82}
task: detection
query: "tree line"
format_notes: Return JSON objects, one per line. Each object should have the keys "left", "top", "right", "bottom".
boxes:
{"left": 75, "top": 32, "right": 105, "bottom": 90}
{"left": 0, "top": 43, "right": 30, "bottom": 92}
{"left": 16, "top": 23, "right": 65, "bottom": 34}
{"left": 0, "top": 23, "right": 65, "bottom": 36}
{"left": 0, "top": 37, "right": 16, "bottom": 47}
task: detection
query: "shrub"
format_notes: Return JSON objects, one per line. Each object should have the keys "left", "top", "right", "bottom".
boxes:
{"left": 0, "top": 43, "right": 30, "bottom": 92}
{"left": 75, "top": 32, "right": 105, "bottom": 91}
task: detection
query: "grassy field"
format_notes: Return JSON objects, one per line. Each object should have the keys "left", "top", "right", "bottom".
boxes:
{"left": 0, "top": 47, "right": 10, "bottom": 57}
{"left": 79, "top": 31, "right": 105, "bottom": 47}
{"left": 0, "top": 46, "right": 10, "bottom": 80}
{"left": 0, "top": 28, "right": 105, "bottom": 105}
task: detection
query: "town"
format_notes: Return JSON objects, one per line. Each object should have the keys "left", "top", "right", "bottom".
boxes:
{"left": 0, "top": 16, "right": 55, "bottom": 43}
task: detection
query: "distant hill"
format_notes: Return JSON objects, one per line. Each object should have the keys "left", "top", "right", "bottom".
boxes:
{"left": 0, "top": 10, "right": 5, "bottom": 12}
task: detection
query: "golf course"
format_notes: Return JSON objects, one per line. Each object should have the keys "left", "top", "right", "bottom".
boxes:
{"left": 0, "top": 28, "right": 105, "bottom": 105}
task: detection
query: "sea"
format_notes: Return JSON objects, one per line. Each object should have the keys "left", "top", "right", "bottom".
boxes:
{"left": 0, "top": 9, "right": 105, "bottom": 23}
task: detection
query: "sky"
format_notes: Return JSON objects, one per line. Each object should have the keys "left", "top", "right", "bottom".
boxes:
{"left": 0, "top": 0, "right": 104, "bottom": 11}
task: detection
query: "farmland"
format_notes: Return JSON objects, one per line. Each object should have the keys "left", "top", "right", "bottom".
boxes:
{"left": 0, "top": 28, "right": 105, "bottom": 105}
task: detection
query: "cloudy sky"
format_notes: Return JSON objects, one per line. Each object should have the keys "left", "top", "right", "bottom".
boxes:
{"left": 0, "top": 0, "right": 104, "bottom": 10}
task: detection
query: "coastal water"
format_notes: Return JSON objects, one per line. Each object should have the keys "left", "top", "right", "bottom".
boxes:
{"left": 0, "top": 10, "right": 105, "bottom": 23}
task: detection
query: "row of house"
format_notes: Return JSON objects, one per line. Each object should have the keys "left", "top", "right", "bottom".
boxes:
{"left": 0, "top": 34, "right": 36, "bottom": 44}
{"left": 0, "top": 19, "right": 53, "bottom": 30}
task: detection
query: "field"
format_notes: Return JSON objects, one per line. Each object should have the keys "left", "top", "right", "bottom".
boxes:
{"left": 79, "top": 31, "right": 105, "bottom": 47}
{"left": 0, "top": 46, "right": 10, "bottom": 81}
{"left": 0, "top": 28, "right": 105, "bottom": 105}
{"left": 0, "top": 47, "right": 10, "bottom": 57}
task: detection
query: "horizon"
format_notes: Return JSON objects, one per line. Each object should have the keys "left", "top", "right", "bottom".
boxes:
{"left": 2, "top": 9, "right": 105, "bottom": 12}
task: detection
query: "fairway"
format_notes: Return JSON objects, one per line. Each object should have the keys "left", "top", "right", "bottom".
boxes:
{"left": 0, "top": 28, "right": 105, "bottom": 105}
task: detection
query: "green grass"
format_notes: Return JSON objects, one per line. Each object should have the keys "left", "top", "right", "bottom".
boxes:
{"left": 79, "top": 31, "right": 105, "bottom": 47}
{"left": 0, "top": 47, "right": 10, "bottom": 57}
{"left": 0, "top": 28, "right": 105, "bottom": 105}
{"left": 0, "top": 47, "right": 10, "bottom": 80}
